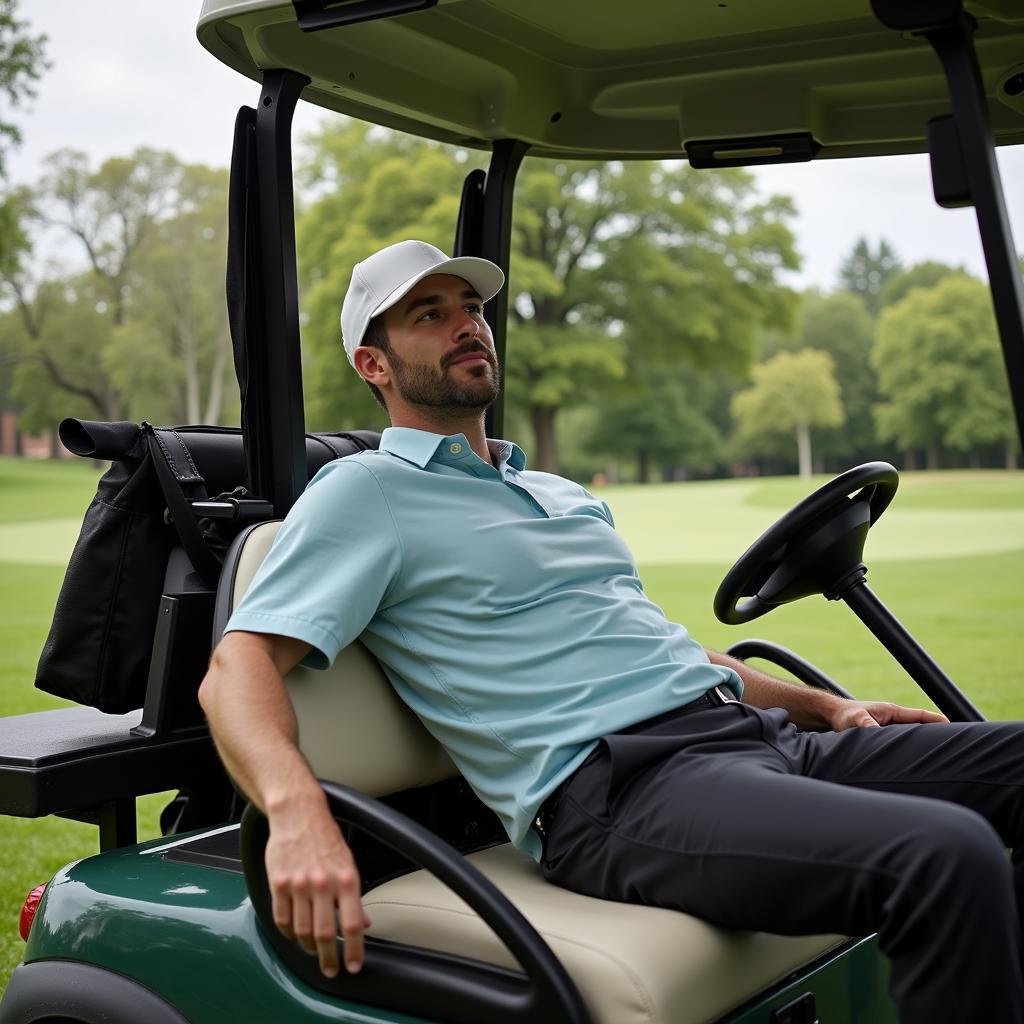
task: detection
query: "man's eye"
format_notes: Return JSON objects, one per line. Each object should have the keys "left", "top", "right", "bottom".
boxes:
{"left": 466, "top": 304, "right": 483, "bottom": 314}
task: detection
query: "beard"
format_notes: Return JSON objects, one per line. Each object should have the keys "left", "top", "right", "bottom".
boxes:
{"left": 389, "top": 340, "right": 501, "bottom": 416}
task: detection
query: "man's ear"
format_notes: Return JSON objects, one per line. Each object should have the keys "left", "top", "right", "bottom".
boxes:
{"left": 353, "top": 345, "right": 391, "bottom": 388}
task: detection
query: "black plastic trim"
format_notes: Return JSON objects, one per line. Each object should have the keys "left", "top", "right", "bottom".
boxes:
{"left": 241, "top": 782, "right": 590, "bottom": 1024}
{"left": 293, "top": 0, "right": 437, "bottom": 32}
{"left": 163, "top": 824, "right": 244, "bottom": 874}
{"left": 0, "top": 960, "right": 189, "bottom": 1024}
{"left": 212, "top": 521, "right": 269, "bottom": 643}
{"left": 724, "top": 639, "right": 855, "bottom": 700}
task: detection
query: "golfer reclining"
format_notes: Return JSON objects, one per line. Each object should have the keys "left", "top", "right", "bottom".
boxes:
{"left": 199, "top": 240, "right": 1024, "bottom": 1024}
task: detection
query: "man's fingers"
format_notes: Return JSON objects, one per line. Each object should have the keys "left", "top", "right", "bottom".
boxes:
{"left": 292, "top": 888, "right": 316, "bottom": 953}
{"left": 903, "top": 707, "right": 949, "bottom": 724}
{"left": 312, "top": 878, "right": 341, "bottom": 979}
{"left": 271, "top": 880, "right": 295, "bottom": 939}
{"left": 337, "top": 866, "right": 366, "bottom": 974}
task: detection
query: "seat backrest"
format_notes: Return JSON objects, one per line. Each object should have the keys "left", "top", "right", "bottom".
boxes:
{"left": 216, "top": 521, "right": 455, "bottom": 796}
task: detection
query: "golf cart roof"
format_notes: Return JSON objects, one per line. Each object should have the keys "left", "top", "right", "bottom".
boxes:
{"left": 197, "top": 0, "right": 1024, "bottom": 162}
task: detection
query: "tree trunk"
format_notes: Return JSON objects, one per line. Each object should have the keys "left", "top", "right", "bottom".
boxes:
{"left": 183, "top": 322, "right": 200, "bottom": 424}
{"left": 637, "top": 448, "right": 650, "bottom": 484}
{"left": 926, "top": 438, "right": 940, "bottom": 471}
{"left": 529, "top": 404, "right": 559, "bottom": 474}
{"left": 904, "top": 449, "right": 917, "bottom": 472}
{"left": 795, "top": 422, "right": 812, "bottom": 479}
{"left": 968, "top": 449, "right": 981, "bottom": 470}
{"left": 203, "top": 339, "right": 230, "bottom": 424}
{"left": 605, "top": 458, "right": 619, "bottom": 485}
{"left": 1007, "top": 439, "right": 1019, "bottom": 471}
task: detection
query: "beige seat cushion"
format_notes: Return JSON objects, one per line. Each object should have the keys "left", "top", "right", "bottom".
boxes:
{"left": 224, "top": 521, "right": 455, "bottom": 794}
{"left": 365, "top": 844, "right": 845, "bottom": 1024}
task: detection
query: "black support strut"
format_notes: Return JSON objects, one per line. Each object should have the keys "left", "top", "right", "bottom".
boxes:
{"left": 872, "top": 0, "right": 1024, "bottom": 453}
{"left": 454, "top": 140, "right": 529, "bottom": 440}
{"left": 253, "top": 69, "right": 311, "bottom": 516}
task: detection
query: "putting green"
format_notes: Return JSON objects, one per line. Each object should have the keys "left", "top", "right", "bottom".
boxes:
{"left": 0, "top": 518, "right": 83, "bottom": 566}
{"left": 596, "top": 481, "right": 1024, "bottom": 565}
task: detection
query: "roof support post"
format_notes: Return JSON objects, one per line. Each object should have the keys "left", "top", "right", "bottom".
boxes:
{"left": 253, "top": 69, "right": 310, "bottom": 515}
{"left": 872, "top": 0, "right": 1024, "bottom": 453}
{"left": 455, "top": 141, "right": 529, "bottom": 440}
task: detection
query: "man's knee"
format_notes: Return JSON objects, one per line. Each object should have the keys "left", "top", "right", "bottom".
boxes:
{"left": 902, "top": 802, "right": 1010, "bottom": 898}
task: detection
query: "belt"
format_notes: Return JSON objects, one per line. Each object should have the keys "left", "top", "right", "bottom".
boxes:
{"left": 533, "top": 684, "right": 739, "bottom": 840}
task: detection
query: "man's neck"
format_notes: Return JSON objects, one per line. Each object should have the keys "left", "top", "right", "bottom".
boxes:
{"left": 388, "top": 408, "right": 492, "bottom": 465}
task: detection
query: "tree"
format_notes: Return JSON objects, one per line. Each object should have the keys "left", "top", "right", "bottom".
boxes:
{"left": 879, "top": 260, "right": 966, "bottom": 310}
{"left": 731, "top": 350, "right": 845, "bottom": 478}
{"left": 507, "top": 159, "right": 798, "bottom": 472}
{"left": 39, "top": 147, "right": 183, "bottom": 325}
{"left": 104, "top": 164, "right": 234, "bottom": 424}
{"left": 581, "top": 366, "right": 732, "bottom": 483}
{"left": 762, "top": 290, "right": 877, "bottom": 466}
{"left": 0, "top": 0, "right": 48, "bottom": 179}
{"left": 2, "top": 152, "right": 236, "bottom": 430}
{"left": 872, "top": 276, "right": 1018, "bottom": 469}
{"left": 838, "top": 238, "right": 901, "bottom": 315}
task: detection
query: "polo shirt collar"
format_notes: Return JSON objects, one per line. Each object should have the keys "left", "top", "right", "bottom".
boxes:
{"left": 379, "top": 427, "right": 527, "bottom": 472}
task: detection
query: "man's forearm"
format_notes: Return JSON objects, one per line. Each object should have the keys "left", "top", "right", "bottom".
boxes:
{"left": 198, "top": 634, "right": 324, "bottom": 817}
{"left": 706, "top": 648, "right": 844, "bottom": 730}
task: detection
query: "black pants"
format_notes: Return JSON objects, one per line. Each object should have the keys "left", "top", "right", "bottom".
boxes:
{"left": 540, "top": 698, "right": 1024, "bottom": 1023}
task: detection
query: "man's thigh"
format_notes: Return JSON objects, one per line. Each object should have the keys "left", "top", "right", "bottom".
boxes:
{"left": 542, "top": 706, "right": 1020, "bottom": 935}
{"left": 794, "top": 713, "right": 1024, "bottom": 847}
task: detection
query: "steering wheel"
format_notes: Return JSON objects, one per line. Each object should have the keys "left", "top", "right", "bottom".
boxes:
{"left": 714, "top": 462, "right": 899, "bottom": 625}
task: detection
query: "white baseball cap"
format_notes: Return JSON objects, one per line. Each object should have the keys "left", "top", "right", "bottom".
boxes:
{"left": 340, "top": 240, "right": 506, "bottom": 366}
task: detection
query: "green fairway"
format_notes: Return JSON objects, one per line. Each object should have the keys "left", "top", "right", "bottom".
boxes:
{"left": 0, "top": 457, "right": 1023, "bottom": 991}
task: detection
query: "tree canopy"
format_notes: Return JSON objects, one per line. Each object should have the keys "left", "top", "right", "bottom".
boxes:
{"left": 0, "top": 0, "right": 48, "bottom": 179}
{"left": 872, "top": 275, "right": 1017, "bottom": 468}
{"left": 838, "top": 237, "right": 901, "bottom": 316}
{"left": 731, "top": 349, "right": 845, "bottom": 478}
{"left": 0, "top": 149, "right": 234, "bottom": 429}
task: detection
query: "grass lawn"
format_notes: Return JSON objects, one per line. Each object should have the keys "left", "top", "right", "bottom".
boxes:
{"left": 1, "top": 457, "right": 1023, "bottom": 992}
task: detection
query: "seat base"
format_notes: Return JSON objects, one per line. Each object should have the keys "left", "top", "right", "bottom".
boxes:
{"left": 364, "top": 843, "right": 848, "bottom": 1024}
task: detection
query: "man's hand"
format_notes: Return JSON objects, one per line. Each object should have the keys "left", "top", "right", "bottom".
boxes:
{"left": 827, "top": 700, "right": 949, "bottom": 731}
{"left": 266, "top": 794, "right": 371, "bottom": 977}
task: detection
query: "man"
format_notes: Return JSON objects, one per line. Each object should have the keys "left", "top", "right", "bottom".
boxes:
{"left": 199, "top": 239, "right": 1024, "bottom": 1023}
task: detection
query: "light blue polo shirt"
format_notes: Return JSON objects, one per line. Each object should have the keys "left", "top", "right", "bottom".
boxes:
{"left": 226, "top": 427, "right": 742, "bottom": 859}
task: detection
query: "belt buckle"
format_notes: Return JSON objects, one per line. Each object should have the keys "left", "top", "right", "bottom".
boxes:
{"left": 713, "top": 684, "right": 738, "bottom": 705}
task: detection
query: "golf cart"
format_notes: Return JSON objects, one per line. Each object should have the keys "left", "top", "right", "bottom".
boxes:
{"left": 2, "top": 0, "right": 1023, "bottom": 1021}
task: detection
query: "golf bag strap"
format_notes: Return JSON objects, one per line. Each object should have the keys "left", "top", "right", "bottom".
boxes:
{"left": 145, "top": 423, "right": 223, "bottom": 588}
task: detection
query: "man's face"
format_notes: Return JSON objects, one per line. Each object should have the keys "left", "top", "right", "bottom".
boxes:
{"left": 378, "top": 274, "right": 500, "bottom": 414}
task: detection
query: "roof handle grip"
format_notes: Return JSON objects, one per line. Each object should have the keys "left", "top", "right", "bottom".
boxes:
{"left": 292, "top": 0, "right": 436, "bottom": 32}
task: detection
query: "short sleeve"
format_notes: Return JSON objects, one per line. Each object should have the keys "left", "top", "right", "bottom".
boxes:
{"left": 224, "top": 459, "right": 402, "bottom": 668}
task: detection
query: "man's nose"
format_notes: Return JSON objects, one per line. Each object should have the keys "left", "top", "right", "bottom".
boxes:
{"left": 452, "top": 311, "right": 479, "bottom": 340}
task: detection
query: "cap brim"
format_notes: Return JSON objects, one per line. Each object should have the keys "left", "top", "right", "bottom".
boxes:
{"left": 371, "top": 256, "right": 505, "bottom": 321}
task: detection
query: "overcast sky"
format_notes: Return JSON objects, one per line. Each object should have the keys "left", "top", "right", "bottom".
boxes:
{"left": 7, "top": 1, "right": 1024, "bottom": 291}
